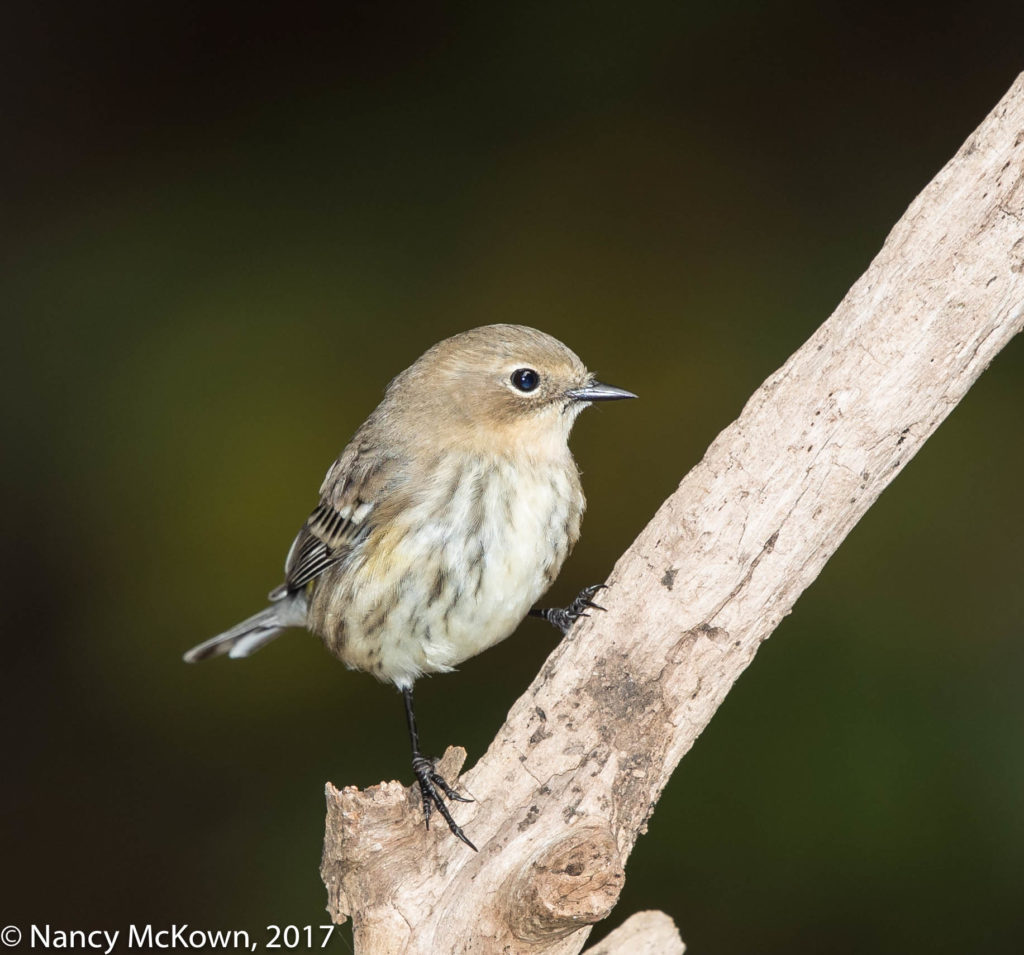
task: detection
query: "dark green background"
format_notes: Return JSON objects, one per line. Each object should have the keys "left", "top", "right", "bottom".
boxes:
{"left": 3, "top": 3, "right": 1023, "bottom": 952}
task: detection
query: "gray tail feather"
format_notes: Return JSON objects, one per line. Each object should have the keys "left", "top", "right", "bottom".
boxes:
{"left": 183, "top": 592, "right": 308, "bottom": 663}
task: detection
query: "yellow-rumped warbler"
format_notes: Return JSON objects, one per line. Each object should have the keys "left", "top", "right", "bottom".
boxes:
{"left": 184, "top": 324, "right": 634, "bottom": 848}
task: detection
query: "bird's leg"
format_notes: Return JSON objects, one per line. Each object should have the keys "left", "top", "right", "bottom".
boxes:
{"left": 529, "top": 583, "right": 607, "bottom": 635}
{"left": 402, "top": 686, "right": 477, "bottom": 851}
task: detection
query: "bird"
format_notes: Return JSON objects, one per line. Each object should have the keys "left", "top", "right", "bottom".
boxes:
{"left": 183, "top": 324, "right": 635, "bottom": 850}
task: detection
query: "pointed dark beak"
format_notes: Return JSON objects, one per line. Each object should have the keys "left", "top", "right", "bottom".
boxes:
{"left": 565, "top": 381, "right": 638, "bottom": 402}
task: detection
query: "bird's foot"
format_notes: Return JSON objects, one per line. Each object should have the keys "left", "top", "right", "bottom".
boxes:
{"left": 410, "top": 753, "right": 477, "bottom": 851}
{"left": 529, "top": 583, "right": 607, "bottom": 635}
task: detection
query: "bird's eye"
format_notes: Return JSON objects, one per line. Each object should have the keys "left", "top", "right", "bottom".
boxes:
{"left": 510, "top": 368, "right": 540, "bottom": 392}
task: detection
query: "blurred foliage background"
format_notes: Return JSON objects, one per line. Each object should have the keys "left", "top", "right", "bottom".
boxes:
{"left": 3, "top": 2, "right": 1023, "bottom": 952}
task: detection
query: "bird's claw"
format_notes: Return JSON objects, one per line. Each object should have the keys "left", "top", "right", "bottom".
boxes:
{"left": 571, "top": 582, "right": 607, "bottom": 614}
{"left": 411, "top": 754, "right": 477, "bottom": 851}
{"left": 530, "top": 583, "right": 608, "bottom": 635}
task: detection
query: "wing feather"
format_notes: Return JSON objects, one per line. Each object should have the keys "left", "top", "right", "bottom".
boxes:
{"left": 268, "top": 438, "right": 391, "bottom": 600}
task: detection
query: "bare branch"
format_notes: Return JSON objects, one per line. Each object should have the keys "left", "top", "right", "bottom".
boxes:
{"left": 321, "top": 74, "right": 1024, "bottom": 953}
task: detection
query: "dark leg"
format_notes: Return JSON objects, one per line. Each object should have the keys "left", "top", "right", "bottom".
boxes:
{"left": 529, "top": 583, "right": 607, "bottom": 635}
{"left": 402, "top": 686, "right": 477, "bottom": 851}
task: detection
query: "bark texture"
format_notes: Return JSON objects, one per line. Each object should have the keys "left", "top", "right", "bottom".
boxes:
{"left": 321, "top": 74, "right": 1024, "bottom": 953}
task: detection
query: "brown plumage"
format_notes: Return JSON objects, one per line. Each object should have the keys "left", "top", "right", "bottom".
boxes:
{"left": 184, "top": 324, "right": 634, "bottom": 848}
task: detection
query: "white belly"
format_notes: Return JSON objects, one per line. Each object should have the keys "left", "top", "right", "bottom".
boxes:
{"left": 314, "top": 454, "right": 582, "bottom": 688}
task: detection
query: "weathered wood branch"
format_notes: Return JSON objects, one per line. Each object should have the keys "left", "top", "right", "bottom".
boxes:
{"left": 321, "top": 74, "right": 1024, "bottom": 953}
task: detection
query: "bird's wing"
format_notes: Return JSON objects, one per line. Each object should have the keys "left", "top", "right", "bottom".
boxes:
{"left": 275, "top": 499, "right": 370, "bottom": 595}
{"left": 269, "top": 440, "right": 391, "bottom": 599}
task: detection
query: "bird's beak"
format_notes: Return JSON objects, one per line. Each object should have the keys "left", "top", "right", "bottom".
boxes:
{"left": 566, "top": 380, "right": 637, "bottom": 402}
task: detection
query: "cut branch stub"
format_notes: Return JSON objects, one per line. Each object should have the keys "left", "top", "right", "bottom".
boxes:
{"left": 506, "top": 825, "right": 625, "bottom": 942}
{"left": 580, "top": 911, "right": 685, "bottom": 955}
{"left": 321, "top": 748, "right": 470, "bottom": 936}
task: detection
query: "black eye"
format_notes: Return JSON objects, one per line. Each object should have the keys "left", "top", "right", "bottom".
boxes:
{"left": 510, "top": 368, "right": 540, "bottom": 392}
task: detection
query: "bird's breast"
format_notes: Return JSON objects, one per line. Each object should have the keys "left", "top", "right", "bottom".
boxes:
{"left": 309, "top": 452, "right": 583, "bottom": 687}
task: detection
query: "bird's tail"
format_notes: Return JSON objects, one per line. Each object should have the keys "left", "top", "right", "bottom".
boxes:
{"left": 183, "top": 592, "right": 308, "bottom": 663}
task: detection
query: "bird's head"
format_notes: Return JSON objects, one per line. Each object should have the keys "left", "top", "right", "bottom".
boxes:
{"left": 384, "top": 324, "right": 635, "bottom": 458}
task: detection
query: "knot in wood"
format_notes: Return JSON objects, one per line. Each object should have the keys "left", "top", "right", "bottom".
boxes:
{"left": 507, "top": 825, "right": 625, "bottom": 942}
